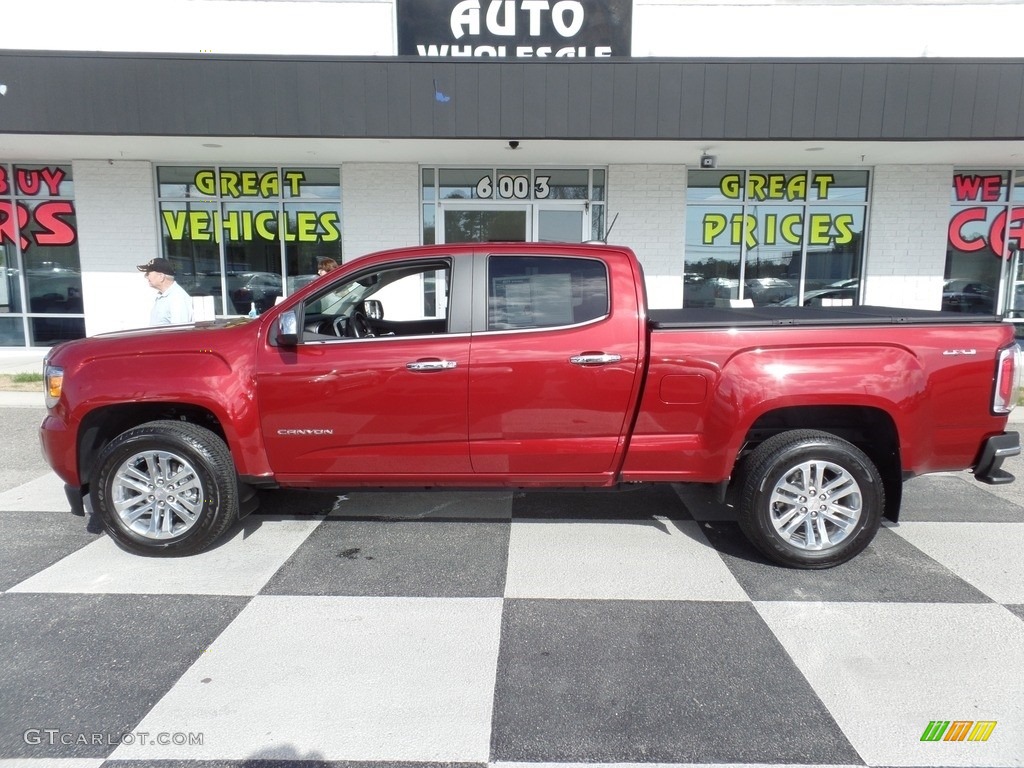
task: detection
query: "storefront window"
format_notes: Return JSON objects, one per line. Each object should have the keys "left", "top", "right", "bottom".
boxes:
{"left": 684, "top": 200, "right": 742, "bottom": 306}
{"left": 540, "top": 169, "right": 589, "bottom": 200}
{"left": 946, "top": 170, "right": 1020, "bottom": 317}
{"left": 157, "top": 166, "right": 342, "bottom": 315}
{"left": 439, "top": 168, "right": 492, "bottom": 200}
{"left": 685, "top": 169, "right": 868, "bottom": 308}
{"left": 0, "top": 163, "right": 83, "bottom": 346}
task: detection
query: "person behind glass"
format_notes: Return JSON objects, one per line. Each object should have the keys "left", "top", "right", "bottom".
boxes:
{"left": 317, "top": 257, "right": 339, "bottom": 276}
{"left": 137, "top": 257, "right": 193, "bottom": 326}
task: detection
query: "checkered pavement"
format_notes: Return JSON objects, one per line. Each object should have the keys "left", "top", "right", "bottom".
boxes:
{"left": 0, "top": 412, "right": 1022, "bottom": 768}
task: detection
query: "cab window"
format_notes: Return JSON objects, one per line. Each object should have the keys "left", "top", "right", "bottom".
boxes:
{"left": 487, "top": 256, "right": 608, "bottom": 331}
{"left": 302, "top": 260, "right": 450, "bottom": 340}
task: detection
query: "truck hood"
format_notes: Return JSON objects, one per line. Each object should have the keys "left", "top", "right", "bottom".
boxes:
{"left": 45, "top": 317, "right": 259, "bottom": 366}
{"left": 94, "top": 317, "right": 255, "bottom": 339}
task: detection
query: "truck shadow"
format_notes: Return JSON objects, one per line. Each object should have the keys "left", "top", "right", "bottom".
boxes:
{"left": 242, "top": 482, "right": 778, "bottom": 568}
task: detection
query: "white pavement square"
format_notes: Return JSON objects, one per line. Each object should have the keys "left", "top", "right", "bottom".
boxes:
{"left": 505, "top": 517, "right": 750, "bottom": 601}
{"left": 8, "top": 517, "right": 321, "bottom": 596}
{"left": 0, "top": 472, "right": 71, "bottom": 512}
{"left": 755, "top": 601, "right": 1024, "bottom": 767}
{"left": 110, "top": 595, "right": 504, "bottom": 762}
{"left": 889, "top": 522, "right": 1024, "bottom": 604}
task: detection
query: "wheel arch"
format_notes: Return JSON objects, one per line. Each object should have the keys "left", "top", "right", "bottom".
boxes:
{"left": 737, "top": 405, "right": 903, "bottom": 522}
{"left": 77, "top": 402, "right": 229, "bottom": 493}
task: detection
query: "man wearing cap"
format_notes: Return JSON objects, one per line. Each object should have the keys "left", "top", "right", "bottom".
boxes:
{"left": 137, "top": 258, "right": 194, "bottom": 326}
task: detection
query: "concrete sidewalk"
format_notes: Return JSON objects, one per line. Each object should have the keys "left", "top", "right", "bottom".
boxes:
{"left": 0, "top": 349, "right": 49, "bottom": 408}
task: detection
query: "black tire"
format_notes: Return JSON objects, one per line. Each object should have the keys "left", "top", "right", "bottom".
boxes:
{"left": 738, "top": 429, "right": 884, "bottom": 569}
{"left": 91, "top": 420, "right": 239, "bottom": 556}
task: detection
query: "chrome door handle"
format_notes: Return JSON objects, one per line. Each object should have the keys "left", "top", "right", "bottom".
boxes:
{"left": 406, "top": 360, "right": 458, "bottom": 371}
{"left": 570, "top": 353, "right": 621, "bottom": 366}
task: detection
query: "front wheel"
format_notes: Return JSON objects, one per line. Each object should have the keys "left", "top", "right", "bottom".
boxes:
{"left": 91, "top": 421, "right": 239, "bottom": 556}
{"left": 738, "top": 430, "right": 884, "bottom": 569}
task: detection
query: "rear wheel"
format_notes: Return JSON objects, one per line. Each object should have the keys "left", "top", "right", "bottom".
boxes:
{"left": 92, "top": 421, "right": 238, "bottom": 555}
{"left": 738, "top": 429, "right": 884, "bottom": 568}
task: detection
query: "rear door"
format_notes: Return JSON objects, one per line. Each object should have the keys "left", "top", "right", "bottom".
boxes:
{"left": 468, "top": 249, "right": 644, "bottom": 478}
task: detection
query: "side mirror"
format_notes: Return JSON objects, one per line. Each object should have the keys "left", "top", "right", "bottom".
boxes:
{"left": 277, "top": 309, "right": 299, "bottom": 346}
{"left": 363, "top": 299, "right": 383, "bottom": 320}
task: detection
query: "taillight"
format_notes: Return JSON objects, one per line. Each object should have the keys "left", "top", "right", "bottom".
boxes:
{"left": 993, "top": 344, "right": 1022, "bottom": 414}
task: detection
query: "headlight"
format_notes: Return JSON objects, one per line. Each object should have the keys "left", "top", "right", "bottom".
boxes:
{"left": 44, "top": 364, "right": 64, "bottom": 409}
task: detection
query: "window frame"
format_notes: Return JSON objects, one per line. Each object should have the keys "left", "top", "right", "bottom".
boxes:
{"left": 474, "top": 252, "right": 610, "bottom": 334}
{"left": 295, "top": 257, "right": 472, "bottom": 344}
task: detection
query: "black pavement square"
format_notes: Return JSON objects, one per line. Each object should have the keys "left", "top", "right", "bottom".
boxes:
{"left": 899, "top": 474, "right": 1024, "bottom": 521}
{"left": 699, "top": 521, "right": 992, "bottom": 603}
{"left": 512, "top": 483, "right": 691, "bottom": 520}
{"left": 328, "top": 490, "right": 513, "bottom": 520}
{"left": 490, "top": 598, "right": 862, "bottom": 764}
{"left": 0, "top": 593, "right": 248, "bottom": 760}
{"left": 260, "top": 517, "right": 510, "bottom": 597}
{"left": 0, "top": 509, "right": 102, "bottom": 591}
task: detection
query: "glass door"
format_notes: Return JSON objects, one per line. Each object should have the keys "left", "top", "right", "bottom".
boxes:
{"left": 439, "top": 204, "right": 529, "bottom": 244}
{"left": 535, "top": 206, "right": 587, "bottom": 243}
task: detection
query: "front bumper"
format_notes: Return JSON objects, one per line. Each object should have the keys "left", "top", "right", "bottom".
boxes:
{"left": 974, "top": 431, "right": 1020, "bottom": 485}
{"left": 39, "top": 413, "right": 79, "bottom": 487}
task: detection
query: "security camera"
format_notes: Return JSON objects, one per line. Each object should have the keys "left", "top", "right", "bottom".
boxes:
{"left": 700, "top": 153, "right": 717, "bottom": 169}
{"left": 508, "top": 140, "right": 520, "bottom": 150}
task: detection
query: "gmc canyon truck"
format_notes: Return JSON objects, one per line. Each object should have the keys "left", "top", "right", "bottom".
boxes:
{"left": 40, "top": 243, "right": 1022, "bottom": 568}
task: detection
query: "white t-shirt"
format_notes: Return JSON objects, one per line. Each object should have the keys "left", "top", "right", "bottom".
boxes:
{"left": 151, "top": 280, "right": 194, "bottom": 326}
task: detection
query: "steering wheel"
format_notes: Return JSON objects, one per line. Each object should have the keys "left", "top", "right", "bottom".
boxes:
{"left": 348, "top": 311, "right": 374, "bottom": 338}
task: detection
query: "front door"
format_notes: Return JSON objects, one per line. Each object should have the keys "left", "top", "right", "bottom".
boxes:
{"left": 257, "top": 257, "right": 473, "bottom": 482}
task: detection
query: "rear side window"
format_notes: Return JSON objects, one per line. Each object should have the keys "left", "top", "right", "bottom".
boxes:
{"left": 487, "top": 255, "right": 608, "bottom": 331}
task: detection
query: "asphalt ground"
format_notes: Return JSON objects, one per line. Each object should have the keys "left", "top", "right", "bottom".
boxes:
{"left": 1, "top": 401, "right": 1022, "bottom": 767}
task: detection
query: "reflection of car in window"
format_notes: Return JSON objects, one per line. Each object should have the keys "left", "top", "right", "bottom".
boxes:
{"left": 186, "top": 272, "right": 284, "bottom": 314}
{"left": 707, "top": 277, "right": 739, "bottom": 298}
{"left": 228, "top": 272, "right": 283, "bottom": 314}
{"left": 19, "top": 269, "right": 86, "bottom": 343}
{"left": 28, "top": 271, "right": 84, "bottom": 314}
{"left": 745, "top": 277, "right": 794, "bottom": 306}
{"left": 942, "top": 279, "right": 995, "bottom": 314}
{"left": 1009, "top": 282, "right": 1024, "bottom": 319}
{"left": 778, "top": 286, "right": 857, "bottom": 307}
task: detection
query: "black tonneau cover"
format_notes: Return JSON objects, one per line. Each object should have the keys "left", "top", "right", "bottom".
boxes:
{"left": 649, "top": 305, "right": 1002, "bottom": 329}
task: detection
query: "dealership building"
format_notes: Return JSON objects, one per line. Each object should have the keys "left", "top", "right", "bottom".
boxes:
{"left": 2, "top": 0, "right": 1024, "bottom": 349}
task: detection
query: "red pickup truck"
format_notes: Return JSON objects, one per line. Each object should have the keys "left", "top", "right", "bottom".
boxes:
{"left": 40, "top": 243, "right": 1021, "bottom": 568}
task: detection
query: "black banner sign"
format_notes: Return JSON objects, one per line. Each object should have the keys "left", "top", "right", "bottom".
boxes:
{"left": 397, "top": 0, "right": 633, "bottom": 58}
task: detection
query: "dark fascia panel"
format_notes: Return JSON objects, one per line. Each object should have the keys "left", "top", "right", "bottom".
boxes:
{"left": 1, "top": 50, "right": 1023, "bottom": 141}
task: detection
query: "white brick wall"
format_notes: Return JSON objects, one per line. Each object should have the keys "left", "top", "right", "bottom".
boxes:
{"left": 72, "top": 160, "right": 161, "bottom": 334}
{"left": 863, "top": 165, "right": 952, "bottom": 310}
{"left": 607, "top": 164, "right": 687, "bottom": 308}
{"left": 341, "top": 164, "right": 422, "bottom": 260}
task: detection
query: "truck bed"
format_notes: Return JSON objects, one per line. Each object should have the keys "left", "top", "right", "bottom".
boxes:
{"left": 648, "top": 305, "right": 1003, "bottom": 329}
